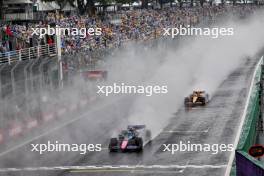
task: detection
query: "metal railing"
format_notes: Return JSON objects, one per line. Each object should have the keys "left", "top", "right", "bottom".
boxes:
{"left": 4, "top": 12, "right": 34, "bottom": 21}
{"left": 0, "top": 44, "right": 57, "bottom": 65}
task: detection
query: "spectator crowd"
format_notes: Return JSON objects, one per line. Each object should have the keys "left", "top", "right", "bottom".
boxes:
{"left": 0, "top": 4, "right": 262, "bottom": 58}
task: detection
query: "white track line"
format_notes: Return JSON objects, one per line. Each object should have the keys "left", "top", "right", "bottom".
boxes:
{"left": 132, "top": 170, "right": 184, "bottom": 174}
{"left": 162, "top": 127, "right": 209, "bottom": 134}
{"left": 131, "top": 161, "right": 142, "bottom": 173}
{"left": 0, "top": 164, "right": 227, "bottom": 172}
{"left": 224, "top": 56, "right": 263, "bottom": 176}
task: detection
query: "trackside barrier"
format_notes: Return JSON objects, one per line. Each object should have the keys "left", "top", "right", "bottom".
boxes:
{"left": 237, "top": 63, "right": 261, "bottom": 150}
{"left": 230, "top": 57, "right": 264, "bottom": 175}
{"left": 236, "top": 151, "right": 264, "bottom": 176}
{"left": 0, "top": 94, "right": 94, "bottom": 147}
{"left": 42, "top": 113, "right": 55, "bottom": 122}
{"left": 0, "top": 130, "right": 4, "bottom": 144}
{"left": 8, "top": 123, "right": 23, "bottom": 137}
{"left": 25, "top": 118, "right": 38, "bottom": 130}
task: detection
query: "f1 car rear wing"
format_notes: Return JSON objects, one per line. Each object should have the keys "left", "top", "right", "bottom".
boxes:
{"left": 193, "top": 90, "right": 205, "bottom": 94}
{"left": 127, "top": 125, "right": 146, "bottom": 130}
{"left": 80, "top": 70, "right": 108, "bottom": 80}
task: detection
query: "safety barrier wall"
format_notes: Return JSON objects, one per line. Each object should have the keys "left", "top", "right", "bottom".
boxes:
{"left": 234, "top": 58, "right": 264, "bottom": 175}
{"left": 237, "top": 62, "right": 261, "bottom": 151}
{"left": 236, "top": 151, "right": 264, "bottom": 176}
{"left": 0, "top": 92, "right": 94, "bottom": 147}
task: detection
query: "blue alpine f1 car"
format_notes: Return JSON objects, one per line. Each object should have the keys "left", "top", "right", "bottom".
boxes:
{"left": 108, "top": 125, "right": 151, "bottom": 152}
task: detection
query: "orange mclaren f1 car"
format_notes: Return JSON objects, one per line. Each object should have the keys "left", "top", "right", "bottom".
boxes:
{"left": 184, "top": 91, "right": 209, "bottom": 107}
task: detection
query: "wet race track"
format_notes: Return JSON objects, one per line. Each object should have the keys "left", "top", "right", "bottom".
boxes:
{"left": 0, "top": 56, "right": 260, "bottom": 176}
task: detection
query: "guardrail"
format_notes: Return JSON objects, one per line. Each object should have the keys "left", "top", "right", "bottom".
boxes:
{"left": 0, "top": 44, "right": 57, "bottom": 65}
{"left": 229, "top": 57, "right": 264, "bottom": 175}
{"left": 4, "top": 12, "right": 34, "bottom": 21}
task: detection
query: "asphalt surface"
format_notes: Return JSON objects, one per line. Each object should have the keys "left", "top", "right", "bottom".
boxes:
{"left": 0, "top": 56, "right": 260, "bottom": 176}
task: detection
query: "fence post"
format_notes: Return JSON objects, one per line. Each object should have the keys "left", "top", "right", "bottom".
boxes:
{"left": 56, "top": 34, "right": 63, "bottom": 88}
{"left": 19, "top": 49, "right": 22, "bottom": 61}
{"left": 0, "top": 64, "right": 7, "bottom": 99}
{"left": 38, "top": 59, "right": 49, "bottom": 91}
{"left": 0, "top": 65, "right": 7, "bottom": 123}
{"left": 47, "top": 44, "right": 50, "bottom": 56}
{"left": 8, "top": 52, "right": 11, "bottom": 65}
{"left": 29, "top": 48, "right": 31, "bottom": 60}
{"left": 37, "top": 45, "right": 40, "bottom": 58}
{"left": 24, "top": 62, "right": 31, "bottom": 98}
{"left": 29, "top": 60, "right": 37, "bottom": 93}
{"left": 11, "top": 63, "right": 19, "bottom": 97}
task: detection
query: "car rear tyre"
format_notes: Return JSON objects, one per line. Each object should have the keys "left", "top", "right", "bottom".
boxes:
{"left": 201, "top": 97, "right": 206, "bottom": 105}
{"left": 109, "top": 138, "right": 118, "bottom": 152}
{"left": 136, "top": 137, "right": 143, "bottom": 152}
{"left": 184, "top": 97, "right": 189, "bottom": 106}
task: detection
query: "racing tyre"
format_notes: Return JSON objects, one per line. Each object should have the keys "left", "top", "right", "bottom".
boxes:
{"left": 201, "top": 97, "right": 206, "bottom": 105}
{"left": 184, "top": 97, "right": 190, "bottom": 107}
{"left": 109, "top": 138, "right": 118, "bottom": 152}
{"left": 136, "top": 137, "right": 143, "bottom": 152}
